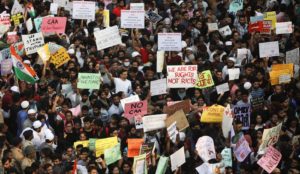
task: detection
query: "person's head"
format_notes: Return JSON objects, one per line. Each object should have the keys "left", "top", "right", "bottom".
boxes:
{"left": 65, "top": 121, "right": 73, "bottom": 133}
{"left": 83, "top": 117, "right": 92, "bottom": 130}
{"left": 111, "top": 165, "right": 120, "bottom": 174}
{"left": 24, "top": 145, "right": 36, "bottom": 159}
{"left": 2, "top": 157, "right": 11, "bottom": 169}
{"left": 23, "top": 130, "right": 33, "bottom": 141}
{"left": 88, "top": 166, "right": 98, "bottom": 174}
{"left": 79, "top": 132, "right": 87, "bottom": 141}
{"left": 119, "top": 70, "right": 128, "bottom": 80}
{"left": 244, "top": 64, "right": 254, "bottom": 76}
{"left": 52, "top": 154, "right": 62, "bottom": 165}
{"left": 255, "top": 114, "right": 263, "bottom": 124}
{"left": 234, "top": 120, "right": 243, "bottom": 133}
{"left": 82, "top": 105, "right": 90, "bottom": 117}
{"left": 33, "top": 120, "right": 42, "bottom": 133}
{"left": 112, "top": 94, "right": 120, "bottom": 105}
{"left": 256, "top": 128, "right": 263, "bottom": 139}
{"left": 241, "top": 90, "right": 249, "bottom": 102}
{"left": 239, "top": 15, "right": 246, "bottom": 25}
{"left": 252, "top": 78, "right": 260, "bottom": 89}
{"left": 43, "top": 163, "right": 53, "bottom": 174}
{"left": 79, "top": 147, "right": 89, "bottom": 161}
{"left": 28, "top": 109, "right": 37, "bottom": 122}
{"left": 274, "top": 85, "right": 283, "bottom": 94}
{"left": 121, "top": 161, "right": 131, "bottom": 173}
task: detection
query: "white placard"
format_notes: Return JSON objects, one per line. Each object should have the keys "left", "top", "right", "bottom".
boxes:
{"left": 11, "top": 0, "right": 24, "bottom": 15}
{"left": 228, "top": 68, "right": 240, "bottom": 80}
{"left": 21, "top": 32, "right": 44, "bottom": 55}
{"left": 259, "top": 41, "right": 279, "bottom": 58}
{"left": 150, "top": 78, "right": 167, "bottom": 96}
{"left": 286, "top": 48, "right": 299, "bottom": 65}
{"left": 142, "top": 114, "right": 167, "bottom": 132}
{"left": 94, "top": 26, "right": 122, "bottom": 50}
{"left": 258, "top": 123, "right": 282, "bottom": 154}
{"left": 167, "top": 121, "right": 178, "bottom": 143}
{"left": 276, "top": 22, "right": 293, "bottom": 34}
{"left": 50, "top": 3, "right": 59, "bottom": 15}
{"left": 196, "top": 136, "right": 216, "bottom": 162}
{"left": 222, "top": 104, "right": 233, "bottom": 138}
{"left": 72, "top": 1, "right": 95, "bottom": 20}
{"left": 207, "top": 23, "right": 218, "bottom": 31}
{"left": 167, "top": 65, "right": 198, "bottom": 88}
{"left": 216, "top": 83, "right": 229, "bottom": 94}
{"left": 120, "top": 95, "right": 140, "bottom": 109}
{"left": 53, "top": 0, "right": 68, "bottom": 7}
{"left": 130, "top": 3, "right": 144, "bottom": 10}
{"left": 279, "top": 74, "right": 291, "bottom": 84}
{"left": 233, "top": 135, "right": 251, "bottom": 162}
{"left": 156, "top": 51, "right": 164, "bottom": 73}
{"left": 170, "top": 147, "right": 186, "bottom": 171}
{"left": 145, "top": 10, "right": 162, "bottom": 23}
{"left": 121, "top": 10, "right": 145, "bottom": 29}
{"left": 219, "top": 25, "right": 232, "bottom": 37}
{"left": 158, "top": 33, "right": 182, "bottom": 51}
{"left": 26, "top": 18, "right": 33, "bottom": 32}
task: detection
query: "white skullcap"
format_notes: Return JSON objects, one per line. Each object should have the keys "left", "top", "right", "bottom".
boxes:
{"left": 164, "top": 18, "right": 171, "bottom": 25}
{"left": 45, "top": 131, "right": 54, "bottom": 141}
{"left": 131, "top": 51, "right": 141, "bottom": 57}
{"left": 21, "top": 101, "right": 29, "bottom": 109}
{"left": 186, "top": 47, "right": 193, "bottom": 51}
{"left": 225, "top": 41, "right": 232, "bottom": 46}
{"left": 179, "top": 132, "right": 186, "bottom": 141}
{"left": 33, "top": 120, "right": 42, "bottom": 129}
{"left": 182, "top": 41, "right": 187, "bottom": 48}
{"left": 68, "top": 48, "right": 75, "bottom": 55}
{"left": 28, "top": 109, "right": 36, "bottom": 115}
{"left": 23, "top": 60, "right": 31, "bottom": 64}
{"left": 228, "top": 57, "right": 236, "bottom": 63}
{"left": 10, "top": 86, "right": 20, "bottom": 93}
{"left": 244, "top": 82, "right": 252, "bottom": 90}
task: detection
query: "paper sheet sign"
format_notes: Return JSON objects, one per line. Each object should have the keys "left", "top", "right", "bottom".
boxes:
{"left": 130, "top": 3, "right": 144, "bottom": 10}
{"left": 170, "top": 147, "right": 186, "bottom": 171}
{"left": 128, "top": 138, "right": 144, "bottom": 158}
{"left": 167, "top": 122, "right": 178, "bottom": 143}
{"left": 104, "top": 143, "right": 122, "bottom": 165}
{"left": 276, "top": 22, "right": 293, "bottom": 34}
{"left": 72, "top": 1, "right": 95, "bottom": 20}
{"left": 146, "top": 10, "right": 162, "bottom": 23}
{"left": 216, "top": 83, "right": 229, "bottom": 94}
{"left": 257, "top": 146, "right": 282, "bottom": 174}
{"left": 233, "top": 135, "right": 251, "bottom": 162}
{"left": 134, "top": 115, "right": 143, "bottom": 129}
{"left": 163, "top": 99, "right": 190, "bottom": 116}
{"left": 155, "top": 156, "right": 169, "bottom": 174}
{"left": 94, "top": 26, "right": 122, "bottom": 50}
{"left": 201, "top": 105, "right": 225, "bottom": 123}
{"left": 259, "top": 41, "right": 279, "bottom": 58}
{"left": 11, "top": 13, "right": 24, "bottom": 26}
{"left": 279, "top": 74, "right": 291, "bottom": 84}
{"left": 1, "top": 59, "right": 12, "bottom": 75}
{"left": 77, "top": 73, "right": 101, "bottom": 90}
{"left": 121, "top": 10, "right": 145, "bottom": 29}
{"left": 221, "top": 148, "right": 232, "bottom": 167}
{"left": 233, "top": 104, "right": 251, "bottom": 130}
{"left": 158, "top": 33, "right": 182, "bottom": 51}
{"left": 219, "top": 25, "right": 232, "bottom": 37}
{"left": 133, "top": 154, "right": 147, "bottom": 174}
{"left": 22, "top": 32, "right": 44, "bottom": 55}
{"left": 167, "top": 65, "right": 197, "bottom": 88}
{"left": 150, "top": 78, "right": 167, "bottom": 96}
{"left": 165, "top": 109, "right": 189, "bottom": 131}
{"left": 95, "top": 137, "right": 118, "bottom": 157}
{"left": 228, "top": 68, "right": 240, "bottom": 80}
{"left": 222, "top": 104, "right": 233, "bottom": 138}
{"left": 269, "top": 69, "right": 290, "bottom": 85}
{"left": 196, "top": 136, "right": 216, "bottom": 162}
{"left": 272, "top": 64, "right": 294, "bottom": 77}
{"left": 286, "top": 48, "right": 299, "bottom": 65}
{"left": 73, "top": 140, "right": 89, "bottom": 148}
{"left": 195, "top": 70, "right": 214, "bottom": 89}
{"left": 50, "top": 3, "right": 58, "bottom": 15}
{"left": 0, "top": 13, "right": 11, "bottom": 26}
{"left": 124, "top": 100, "right": 147, "bottom": 119}
{"left": 207, "top": 23, "right": 218, "bottom": 31}
{"left": 264, "top": 11, "right": 276, "bottom": 29}
{"left": 156, "top": 51, "right": 164, "bottom": 73}
{"left": 41, "top": 17, "right": 67, "bottom": 34}
{"left": 50, "top": 47, "right": 70, "bottom": 68}
{"left": 37, "top": 44, "right": 51, "bottom": 62}
{"left": 258, "top": 123, "right": 282, "bottom": 154}
{"left": 69, "top": 105, "right": 81, "bottom": 117}
{"left": 142, "top": 114, "right": 167, "bottom": 132}
{"left": 120, "top": 95, "right": 140, "bottom": 109}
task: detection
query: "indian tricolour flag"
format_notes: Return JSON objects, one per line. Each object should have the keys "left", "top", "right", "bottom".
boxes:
{"left": 10, "top": 45, "right": 39, "bottom": 84}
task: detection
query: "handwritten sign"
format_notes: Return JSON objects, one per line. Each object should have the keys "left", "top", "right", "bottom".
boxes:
{"left": 201, "top": 105, "right": 225, "bottom": 123}
{"left": 77, "top": 73, "right": 101, "bottom": 90}
{"left": 158, "top": 33, "right": 182, "bottom": 51}
{"left": 104, "top": 143, "right": 121, "bottom": 165}
{"left": 251, "top": 96, "right": 264, "bottom": 111}
{"left": 121, "top": 10, "right": 144, "bottom": 29}
{"left": 286, "top": 48, "right": 299, "bottom": 65}
{"left": 276, "top": 22, "right": 293, "bottom": 34}
{"left": 221, "top": 148, "right": 232, "bottom": 167}
{"left": 207, "top": 23, "right": 218, "bottom": 31}
{"left": 233, "top": 135, "right": 251, "bottom": 162}
{"left": 1, "top": 59, "right": 12, "bottom": 75}
{"left": 50, "top": 3, "right": 58, "bottom": 15}
{"left": 22, "top": 32, "right": 44, "bottom": 55}
{"left": 196, "top": 136, "right": 216, "bottom": 162}
{"left": 259, "top": 41, "right": 279, "bottom": 58}
{"left": 257, "top": 146, "right": 282, "bottom": 174}
{"left": 11, "top": 13, "right": 23, "bottom": 26}
{"left": 259, "top": 123, "right": 282, "bottom": 153}
{"left": 94, "top": 26, "right": 122, "bottom": 50}
{"left": 279, "top": 74, "right": 291, "bottom": 84}
{"left": 272, "top": 63, "right": 294, "bottom": 77}
{"left": 233, "top": 104, "right": 251, "bottom": 130}
{"left": 155, "top": 156, "right": 169, "bottom": 174}
{"left": 120, "top": 95, "right": 140, "bottom": 109}
{"left": 73, "top": 140, "right": 89, "bottom": 148}
{"left": 222, "top": 104, "right": 233, "bottom": 138}
{"left": 142, "top": 114, "right": 167, "bottom": 132}
{"left": 156, "top": 51, "right": 164, "bottom": 73}
{"left": 150, "top": 78, "right": 167, "bottom": 96}
{"left": 264, "top": 11, "right": 277, "bottom": 29}
{"left": 95, "top": 137, "right": 118, "bottom": 157}
{"left": 195, "top": 70, "right": 214, "bottom": 89}
{"left": 0, "top": 48, "right": 10, "bottom": 61}
{"left": 261, "top": 20, "right": 272, "bottom": 34}
{"left": 163, "top": 99, "right": 190, "bottom": 116}
{"left": 50, "top": 47, "right": 70, "bottom": 68}
{"left": 41, "top": 17, "right": 67, "bottom": 34}
{"left": 128, "top": 138, "right": 144, "bottom": 157}
{"left": 167, "top": 65, "right": 197, "bottom": 88}
{"left": 165, "top": 109, "right": 189, "bottom": 131}
{"left": 216, "top": 83, "right": 229, "bottom": 94}
{"left": 124, "top": 100, "right": 147, "bottom": 119}
{"left": 269, "top": 69, "right": 290, "bottom": 85}
{"left": 0, "top": 13, "right": 11, "bottom": 26}
{"left": 146, "top": 10, "right": 162, "bottom": 23}
{"left": 72, "top": 1, "right": 95, "bottom": 20}
{"left": 130, "top": 3, "right": 144, "bottom": 10}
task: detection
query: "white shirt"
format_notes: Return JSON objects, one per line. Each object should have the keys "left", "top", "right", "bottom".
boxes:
{"left": 114, "top": 78, "right": 132, "bottom": 97}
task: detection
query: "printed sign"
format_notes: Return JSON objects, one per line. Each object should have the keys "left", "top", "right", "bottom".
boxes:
{"left": 233, "top": 135, "right": 251, "bottom": 162}
{"left": 264, "top": 11, "right": 277, "bottom": 29}
{"left": 196, "top": 136, "right": 216, "bottom": 162}
{"left": 259, "top": 123, "right": 282, "bottom": 153}
{"left": 41, "top": 17, "right": 67, "bottom": 34}
{"left": 150, "top": 78, "right": 167, "bottom": 96}
{"left": 259, "top": 41, "right": 279, "bottom": 58}
{"left": 77, "top": 73, "right": 101, "bottom": 90}
{"left": 72, "top": 1, "right": 95, "bottom": 20}
{"left": 121, "top": 10, "right": 145, "bottom": 29}
{"left": 195, "top": 70, "right": 214, "bottom": 89}
{"left": 167, "top": 65, "right": 197, "bottom": 88}
{"left": 201, "top": 105, "right": 225, "bottom": 123}
{"left": 257, "top": 146, "right": 282, "bottom": 174}
{"left": 22, "top": 32, "right": 44, "bottom": 55}
{"left": 146, "top": 10, "right": 162, "bottom": 23}
{"left": 276, "top": 22, "right": 293, "bottom": 34}
{"left": 94, "top": 26, "right": 122, "bottom": 50}
{"left": 50, "top": 47, "right": 70, "bottom": 68}
{"left": 158, "top": 33, "right": 182, "bottom": 51}
{"left": 124, "top": 100, "right": 147, "bottom": 119}
{"left": 233, "top": 104, "right": 251, "bottom": 130}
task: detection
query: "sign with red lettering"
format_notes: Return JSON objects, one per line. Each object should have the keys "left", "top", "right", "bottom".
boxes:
{"left": 257, "top": 146, "right": 282, "bottom": 174}
{"left": 124, "top": 100, "right": 147, "bottom": 120}
{"left": 233, "top": 135, "right": 251, "bottom": 162}
{"left": 195, "top": 70, "right": 214, "bottom": 89}
{"left": 167, "top": 65, "right": 197, "bottom": 88}
{"left": 41, "top": 17, "right": 67, "bottom": 33}
{"left": 248, "top": 21, "right": 263, "bottom": 33}
{"left": 261, "top": 20, "right": 272, "bottom": 34}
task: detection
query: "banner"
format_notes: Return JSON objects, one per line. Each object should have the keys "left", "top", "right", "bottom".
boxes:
{"left": 257, "top": 146, "right": 282, "bottom": 174}
{"left": 37, "top": 44, "right": 51, "bottom": 62}
{"left": 128, "top": 138, "right": 144, "bottom": 158}
{"left": 276, "top": 22, "right": 293, "bottom": 34}
{"left": 124, "top": 100, "right": 147, "bottom": 120}
{"left": 121, "top": 10, "right": 145, "bottom": 29}
{"left": 146, "top": 10, "right": 162, "bottom": 23}
{"left": 104, "top": 143, "right": 121, "bottom": 165}
{"left": 195, "top": 70, "right": 214, "bottom": 89}
{"left": 259, "top": 41, "right": 279, "bottom": 58}
{"left": 150, "top": 78, "right": 167, "bottom": 96}
{"left": 201, "top": 105, "right": 225, "bottom": 123}
{"left": 222, "top": 104, "right": 234, "bottom": 138}
{"left": 41, "top": 17, "right": 67, "bottom": 33}
{"left": 22, "top": 32, "right": 44, "bottom": 55}
{"left": 286, "top": 48, "right": 299, "bottom": 65}
{"left": 259, "top": 123, "right": 282, "bottom": 153}
{"left": 72, "top": 1, "right": 95, "bottom": 20}
{"left": 233, "top": 135, "right": 251, "bottom": 162}
{"left": 229, "top": 0, "right": 243, "bottom": 13}
{"left": 158, "top": 33, "right": 182, "bottom": 51}
{"left": 50, "top": 47, "right": 70, "bottom": 68}
{"left": 163, "top": 99, "right": 190, "bottom": 116}
{"left": 165, "top": 109, "right": 189, "bottom": 131}
{"left": 233, "top": 104, "right": 251, "bottom": 130}
{"left": 196, "top": 136, "right": 216, "bottom": 162}
{"left": 95, "top": 137, "right": 118, "bottom": 157}
{"left": 94, "top": 26, "right": 122, "bottom": 50}
{"left": 170, "top": 147, "right": 186, "bottom": 171}
{"left": 155, "top": 156, "right": 169, "bottom": 174}
{"left": 142, "top": 114, "right": 167, "bottom": 132}
{"left": 77, "top": 73, "right": 101, "bottom": 90}
{"left": 167, "top": 65, "right": 197, "bottom": 88}
{"left": 263, "top": 11, "right": 277, "bottom": 29}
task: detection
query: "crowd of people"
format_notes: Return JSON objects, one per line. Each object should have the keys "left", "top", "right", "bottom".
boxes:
{"left": 1, "top": 0, "right": 300, "bottom": 173}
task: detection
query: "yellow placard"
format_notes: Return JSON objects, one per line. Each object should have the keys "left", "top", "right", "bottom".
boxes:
{"left": 95, "top": 137, "right": 118, "bottom": 157}
{"left": 50, "top": 47, "right": 70, "bottom": 68}
{"left": 263, "top": 11, "right": 276, "bottom": 29}
{"left": 201, "top": 105, "right": 225, "bottom": 123}
{"left": 37, "top": 44, "right": 51, "bottom": 62}
{"left": 269, "top": 69, "right": 290, "bottom": 85}
{"left": 73, "top": 140, "right": 89, "bottom": 148}
{"left": 103, "top": 10, "right": 110, "bottom": 28}
{"left": 195, "top": 70, "right": 215, "bottom": 89}
{"left": 272, "top": 64, "right": 294, "bottom": 77}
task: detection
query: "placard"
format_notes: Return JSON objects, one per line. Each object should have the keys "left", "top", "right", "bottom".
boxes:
{"left": 228, "top": 68, "right": 240, "bottom": 80}
{"left": 37, "top": 44, "right": 51, "bottom": 62}
{"left": 276, "top": 22, "right": 293, "bottom": 34}
{"left": 216, "top": 83, "right": 229, "bottom": 94}
{"left": 130, "top": 3, "right": 144, "bottom": 10}
{"left": 156, "top": 51, "right": 164, "bottom": 73}
{"left": 167, "top": 122, "right": 178, "bottom": 143}
{"left": 50, "top": 47, "right": 70, "bottom": 68}
{"left": 263, "top": 11, "right": 277, "bottom": 29}
{"left": 104, "top": 143, "right": 121, "bottom": 165}
{"left": 155, "top": 156, "right": 169, "bottom": 174}
{"left": 229, "top": 0, "right": 243, "bottom": 13}
{"left": 167, "top": 65, "right": 197, "bottom": 88}
{"left": 128, "top": 138, "right": 144, "bottom": 157}
{"left": 11, "top": 13, "right": 24, "bottom": 26}
{"left": 142, "top": 114, "right": 167, "bottom": 132}
{"left": 233, "top": 135, "right": 251, "bottom": 162}
{"left": 134, "top": 115, "right": 143, "bottom": 129}
{"left": 77, "top": 73, "right": 101, "bottom": 90}
{"left": 219, "top": 25, "right": 232, "bottom": 37}
{"left": 0, "top": 13, "right": 11, "bottom": 26}
{"left": 272, "top": 63, "right": 293, "bottom": 77}
{"left": 72, "top": 1, "right": 95, "bottom": 20}
{"left": 258, "top": 123, "right": 282, "bottom": 153}
{"left": 158, "top": 33, "right": 182, "bottom": 51}
{"left": 269, "top": 69, "right": 290, "bottom": 85}
{"left": 170, "top": 147, "right": 186, "bottom": 171}
{"left": 250, "top": 15, "right": 263, "bottom": 23}
{"left": 221, "top": 148, "right": 232, "bottom": 167}
{"left": 195, "top": 70, "right": 214, "bottom": 89}
{"left": 146, "top": 10, "right": 162, "bottom": 23}
{"left": 261, "top": 20, "right": 272, "bottom": 34}
{"left": 50, "top": 3, "right": 58, "bottom": 15}
{"left": 133, "top": 154, "right": 147, "bottom": 174}
{"left": 124, "top": 100, "right": 147, "bottom": 119}
{"left": 53, "top": 0, "right": 68, "bottom": 7}
{"left": 94, "top": 26, "right": 122, "bottom": 50}
{"left": 251, "top": 96, "right": 264, "bottom": 111}
{"left": 26, "top": 18, "right": 33, "bottom": 32}
{"left": 279, "top": 74, "right": 291, "bottom": 84}
{"left": 11, "top": 0, "right": 24, "bottom": 15}
{"left": 150, "top": 78, "right": 167, "bottom": 96}
{"left": 120, "top": 95, "right": 140, "bottom": 109}
{"left": 21, "top": 32, "right": 44, "bottom": 55}
{"left": 163, "top": 99, "right": 190, "bottom": 116}
{"left": 286, "top": 48, "right": 299, "bottom": 65}
{"left": 207, "top": 23, "right": 218, "bottom": 31}
{"left": 259, "top": 41, "right": 279, "bottom": 58}
{"left": 257, "top": 146, "right": 282, "bottom": 174}
{"left": 95, "top": 137, "right": 118, "bottom": 157}
{"left": 121, "top": 10, "right": 145, "bottom": 29}
{"left": 222, "top": 104, "right": 233, "bottom": 138}
{"left": 165, "top": 109, "right": 189, "bottom": 131}
{"left": 0, "top": 48, "right": 10, "bottom": 61}
{"left": 233, "top": 104, "right": 251, "bottom": 130}
{"left": 1, "top": 59, "right": 12, "bottom": 75}
{"left": 196, "top": 136, "right": 216, "bottom": 162}
{"left": 201, "top": 105, "right": 225, "bottom": 123}
{"left": 41, "top": 17, "right": 67, "bottom": 34}
{"left": 248, "top": 21, "right": 263, "bottom": 33}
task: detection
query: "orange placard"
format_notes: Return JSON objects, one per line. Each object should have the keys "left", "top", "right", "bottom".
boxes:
{"left": 272, "top": 64, "right": 293, "bottom": 77}
{"left": 127, "top": 138, "right": 144, "bottom": 158}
